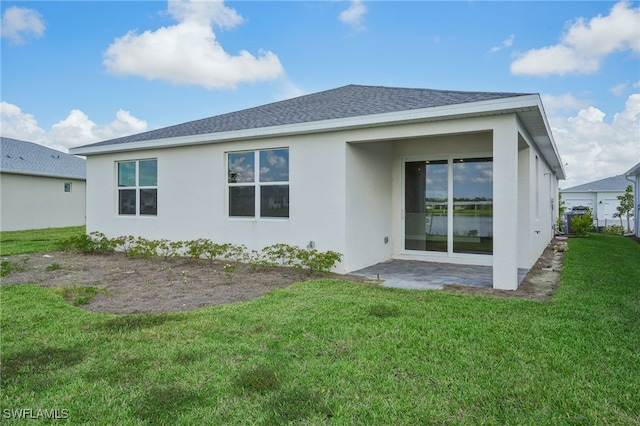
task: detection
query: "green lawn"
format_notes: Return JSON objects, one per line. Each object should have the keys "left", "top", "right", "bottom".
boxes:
{"left": 0, "top": 226, "right": 85, "bottom": 256}
{"left": 1, "top": 233, "right": 639, "bottom": 424}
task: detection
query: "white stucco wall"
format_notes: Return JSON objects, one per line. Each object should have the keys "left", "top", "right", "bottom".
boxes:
{"left": 85, "top": 135, "right": 351, "bottom": 270}
{"left": 515, "top": 123, "right": 558, "bottom": 272}
{"left": 344, "top": 141, "right": 394, "bottom": 272}
{"left": 0, "top": 173, "right": 86, "bottom": 231}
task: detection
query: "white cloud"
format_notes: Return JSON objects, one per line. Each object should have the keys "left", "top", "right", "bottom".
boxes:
{"left": 0, "top": 102, "right": 47, "bottom": 142}
{"left": 511, "top": 1, "right": 640, "bottom": 76}
{"left": 541, "top": 93, "right": 592, "bottom": 115}
{"left": 610, "top": 83, "right": 628, "bottom": 96}
{"left": 490, "top": 34, "right": 515, "bottom": 53}
{"left": 0, "top": 102, "right": 147, "bottom": 153}
{"left": 339, "top": 0, "right": 367, "bottom": 32}
{"left": 550, "top": 93, "right": 640, "bottom": 189}
{"left": 1, "top": 6, "right": 45, "bottom": 44}
{"left": 103, "top": 0, "right": 284, "bottom": 89}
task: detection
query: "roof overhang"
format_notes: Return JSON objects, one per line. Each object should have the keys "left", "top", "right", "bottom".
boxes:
{"left": 625, "top": 162, "right": 640, "bottom": 177}
{"left": 70, "top": 94, "right": 565, "bottom": 179}
{"left": 0, "top": 169, "right": 86, "bottom": 180}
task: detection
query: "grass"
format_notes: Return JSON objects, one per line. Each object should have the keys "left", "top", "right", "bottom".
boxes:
{"left": 0, "top": 225, "right": 85, "bottom": 256}
{"left": 53, "top": 285, "right": 108, "bottom": 306}
{"left": 1, "top": 233, "right": 639, "bottom": 424}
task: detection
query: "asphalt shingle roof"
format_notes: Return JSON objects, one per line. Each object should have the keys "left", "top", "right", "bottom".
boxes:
{"left": 1, "top": 137, "right": 86, "bottom": 179}
{"left": 561, "top": 174, "right": 632, "bottom": 192}
{"left": 77, "top": 84, "right": 528, "bottom": 149}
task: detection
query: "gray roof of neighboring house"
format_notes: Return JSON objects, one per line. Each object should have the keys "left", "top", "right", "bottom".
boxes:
{"left": 561, "top": 174, "right": 631, "bottom": 192}
{"left": 75, "top": 84, "right": 528, "bottom": 149}
{"left": 626, "top": 162, "right": 640, "bottom": 176}
{"left": 0, "top": 137, "right": 86, "bottom": 179}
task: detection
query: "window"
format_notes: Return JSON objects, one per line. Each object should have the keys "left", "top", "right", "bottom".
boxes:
{"left": 64, "top": 182, "right": 72, "bottom": 193}
{"left": 228, "top": 149, "right": 289, "bottom": 218}
{"left": 117, "top": 159, "right": 157, "bottom": 216}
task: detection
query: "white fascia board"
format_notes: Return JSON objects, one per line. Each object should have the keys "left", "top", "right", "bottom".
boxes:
{"left": 533, "top": 96, "right": 566, "bottom": 180}
{"left": 70, "top": 95, "right": 544, "bottom": 156}
{"left": 0, "top": 169, "right": 86, "bottom": 180}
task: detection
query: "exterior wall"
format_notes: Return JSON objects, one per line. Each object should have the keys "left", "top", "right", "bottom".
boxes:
{"left": 85, "top": 134, "right": 350, "bottom": 270}
{"left": 0, "top": 172, "right": 86, "bottom": 231}
{"left": 344, "top": 141, "right": 394, "bottom": 272}
{"left": 515, "top": 123, "right": 557, "bottom": 272}
{"left": 517, "top": 146, "right": 532, "bottom": 269}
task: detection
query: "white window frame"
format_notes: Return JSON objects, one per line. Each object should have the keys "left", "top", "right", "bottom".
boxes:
{"left": 227, "top": 148, "right": 289, "bottom": 219}
{"left": 116, "top": 158, "right": 158, "bottom": 217}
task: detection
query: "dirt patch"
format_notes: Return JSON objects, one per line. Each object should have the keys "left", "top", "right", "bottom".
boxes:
{"left": 2, "top": 240, "right": 566, "bottom": 313}
{"left": 0, "top": 252, "right": 376, "bottom": 314}
{"left": 444, "top": 238, "right": 567, "bottom": 301}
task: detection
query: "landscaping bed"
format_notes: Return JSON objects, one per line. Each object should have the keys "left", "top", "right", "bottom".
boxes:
{"left": 1, "top": 240, "right": 565, "bottom": 313}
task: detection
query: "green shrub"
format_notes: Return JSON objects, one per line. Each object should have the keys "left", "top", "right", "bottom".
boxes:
{"left": 295, "top": 248, "right": 342, "bottom": 274}
{"left": 58, "top": 232, "right": 116, "bottom": 254}
{"left": 604, "top": 225, "right": 625, "bottom": 236}
{"left": 571, "top": 211, "right": 593, "bottom": 236}
{"left": 58, "top": 232, "right": 343, "bottom": 273}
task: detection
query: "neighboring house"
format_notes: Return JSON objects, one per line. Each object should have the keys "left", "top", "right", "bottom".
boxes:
{"left": 626, "top": 163, "right": 640, "bottom": 238}
{"left": 70, "top": 84, "right": 565, "bottom": 290}
{"left": 1, "top": 137, "right": 86, "bottom": 231}
{"left": 560, "top": 174, "right": 635, "bottom": 229}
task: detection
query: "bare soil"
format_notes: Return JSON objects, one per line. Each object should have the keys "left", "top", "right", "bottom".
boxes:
{"left": 1, "top": 240, "right": 566, "bottom": 314}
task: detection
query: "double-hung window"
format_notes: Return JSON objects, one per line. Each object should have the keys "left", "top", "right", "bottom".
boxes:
{"left": 117, "top": 159, "right": 158, "bottom": 216}
{"left": 228, "top": 149, "right": 289, "bottom": 218}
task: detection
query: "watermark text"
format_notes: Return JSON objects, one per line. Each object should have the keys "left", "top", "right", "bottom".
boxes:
{"left": 2, "top": 408, "right": 69, "bottom": 420}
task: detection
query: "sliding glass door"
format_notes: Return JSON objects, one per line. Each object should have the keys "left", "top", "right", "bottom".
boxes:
{"left": 404, "top": 157, "right": 493, "bottom": 256}
{"left": 404, "top": 160, "right": 448, "bottom": 252}
{"left": 452, "top": 158, "right": 493, "bottom": 254}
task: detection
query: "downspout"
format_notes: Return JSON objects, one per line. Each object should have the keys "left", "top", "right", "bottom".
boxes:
{"left": 625, "top": 174, "right": 637, "bottom": 236}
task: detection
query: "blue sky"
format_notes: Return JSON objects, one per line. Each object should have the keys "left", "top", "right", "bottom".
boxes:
{"left": 1, "top": 1, "right": 638, "bottom": 188}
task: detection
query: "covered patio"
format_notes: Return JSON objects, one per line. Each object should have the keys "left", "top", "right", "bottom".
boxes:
{"left": 352, "top": 260, "right": 529, "bottom": 290}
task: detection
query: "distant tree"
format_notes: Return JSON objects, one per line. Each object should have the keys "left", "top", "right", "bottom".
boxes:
{"left": 558, "top": 192, "right": 567, "bottom": 216}
{"left": 613, "top": 185, "right": 634, "bottom": 233}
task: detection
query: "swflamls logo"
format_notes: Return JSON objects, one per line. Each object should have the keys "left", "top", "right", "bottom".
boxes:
{"left": 2, "top": 408, "right": 70, "bottom": 419}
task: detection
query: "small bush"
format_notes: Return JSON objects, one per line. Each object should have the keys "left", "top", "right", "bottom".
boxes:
{"left": 295, "top": 248, "right": 342, "bottom": 274}
{"left": 604, "top": 225, "right": 625, "bottom": 236}
{"left": 571, "top": 211, "right": 594, "bottom": 236}
{"left": 57, "top": 232, "right": 116, "bottom": 254}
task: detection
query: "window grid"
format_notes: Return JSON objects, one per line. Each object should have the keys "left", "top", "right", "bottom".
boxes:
{"left": 117, "top": 159, "right": 157, "bottom": 216}
{"left": 228, "top": 149, "right": 289, "bottom": 219}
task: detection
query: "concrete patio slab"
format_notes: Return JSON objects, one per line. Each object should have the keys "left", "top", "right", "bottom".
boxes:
{"left": 351, "top": 259, "right": 528, "bottom": 290}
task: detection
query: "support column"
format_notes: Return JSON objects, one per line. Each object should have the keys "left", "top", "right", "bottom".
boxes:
{"left": 493, "top": 116, "right": 519, "bottom": 290}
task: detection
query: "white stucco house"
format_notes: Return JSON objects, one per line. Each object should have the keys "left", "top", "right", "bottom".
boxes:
{"left": 561, "top": 174, "right": 635, "bottom": 230}
{"left": 1, "top": 137, "right": 86, "bottom": 231}
{"left": 70, "top": 85, "right": 565, "bottom": 290}
{"left": 626, "top": 163, "right": 640, "bottom": 238}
